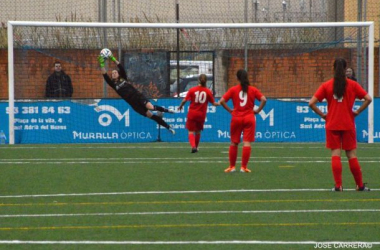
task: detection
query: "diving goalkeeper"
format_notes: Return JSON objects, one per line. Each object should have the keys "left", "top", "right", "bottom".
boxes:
{"left": 98, "top": 54, "right": 175, "bottom": 134}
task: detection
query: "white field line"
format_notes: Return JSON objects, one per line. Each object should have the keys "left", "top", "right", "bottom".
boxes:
{"left": 2, "top": 144, "right": 379, "bottom": 150}
{"left": 0, "top": 240, "right": 379, "bottom": 245}
{"left": 1, "top": 209, "right": 380, "bottom": 218}
{"left": 1, "top": 156, "right": 380, "bottom": 161}
{"left": 0, "top": 145, "right": 323, "bottom": 149}
{"left": 2, "top": 160, "right": 380, "bottom": 164}
{"left": 1, "top": 146, "right": 309, "bottom": 149}
{"left": 0, "top": 188, "right": 379, "bottom": 199}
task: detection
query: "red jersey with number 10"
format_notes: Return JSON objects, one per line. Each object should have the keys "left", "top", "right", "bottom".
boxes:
{"left": 185, "top": 86, "right": 215, "bottom": 117}
{"left": 222, "top": 85, "right": 263, "bottom": 117}
{"left": 314, "top": 78, "right": 367, "bottom": 130}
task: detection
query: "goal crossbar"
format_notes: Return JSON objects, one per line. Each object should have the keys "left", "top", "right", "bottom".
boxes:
{"left": 7, "top": 21, "right": 375, "bottom": 28}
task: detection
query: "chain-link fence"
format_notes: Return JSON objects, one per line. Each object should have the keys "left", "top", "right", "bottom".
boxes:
{"left": 1, "top": 1, "right": 379, "bottom": 46}
{"left": 1, "top": 0, "right": 379, "bottom": 46}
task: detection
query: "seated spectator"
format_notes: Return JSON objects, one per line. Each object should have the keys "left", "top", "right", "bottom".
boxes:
{"left": 45, "top": 61, "right": 73, "bottom": 98}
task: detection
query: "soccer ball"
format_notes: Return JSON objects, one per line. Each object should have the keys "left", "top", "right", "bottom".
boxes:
{"left": 100, "top": 48, "right": 112, "bottom": 59}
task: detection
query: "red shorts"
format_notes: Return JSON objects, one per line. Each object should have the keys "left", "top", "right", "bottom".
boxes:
{"left": 186, "top": 112, "right": 206, "bottom": 132}
{"left": 230, "top": 115, "right": 256, "bottom": 144}
{"left": 326, "top": 129, "right": 357, "bottom": 150}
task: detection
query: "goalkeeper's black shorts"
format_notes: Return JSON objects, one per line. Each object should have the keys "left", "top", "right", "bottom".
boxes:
{"left": 127, "top": 96, "right": 149, "bottom": 117}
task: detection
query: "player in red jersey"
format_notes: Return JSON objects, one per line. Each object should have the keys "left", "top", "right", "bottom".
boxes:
{"left": 309, "top": 58, "right": 372, "bottom": 192}
{"left": 178, "top": 74, "right": 219, "bottom": 153}
{"left": 219, "top": 69, "right": 267, "bottom": 173}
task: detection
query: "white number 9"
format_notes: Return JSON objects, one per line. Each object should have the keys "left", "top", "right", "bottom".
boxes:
{"left": 239, "top": 91, "right": 247, "bottom": 107}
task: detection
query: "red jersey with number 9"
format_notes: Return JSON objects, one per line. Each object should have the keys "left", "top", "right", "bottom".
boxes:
{"left": 222, "top": 85, "right": 263, "bottom": 117}
{"left": 314, "top": 78, "right": 367, "bottom": 130}
{"left": 185, "top": 86, "right": 215, "bottom": 118}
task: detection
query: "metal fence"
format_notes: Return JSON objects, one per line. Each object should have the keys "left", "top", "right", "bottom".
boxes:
{"left": 1, "top": 1, "right": 379, "bottom": 44}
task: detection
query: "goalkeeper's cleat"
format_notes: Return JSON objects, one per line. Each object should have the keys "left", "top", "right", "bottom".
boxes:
{"left": 169, "top": 128, "right": 175, "bottom": 135}
{"left": 167, "top": 109, "right": 175, "bottom": 114}
{"left": 356, "top": 183, "right": 370, "bottom": 191}
{"left": 191, "top": 148, "right": 198, "bottom": 153}
{"left": 331, "top": 186, "right": 343, "bottom": 192}
{"left": 240, "top": 167, "right": 251, "bottom": 173}
{"left": 224, "top": 166, "right": 236, "bottom": 173}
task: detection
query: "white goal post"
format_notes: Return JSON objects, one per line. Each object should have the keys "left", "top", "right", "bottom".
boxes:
{"left": 7, "top": 21, "right": 375, "bottom": 144}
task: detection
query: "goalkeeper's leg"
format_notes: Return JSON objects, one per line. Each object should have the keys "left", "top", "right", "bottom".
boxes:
{"left": 146, "top": 111, "right": 175, "bottom": 135}
{"left": 146, "top": 102, "right": 175, "bottom": 113}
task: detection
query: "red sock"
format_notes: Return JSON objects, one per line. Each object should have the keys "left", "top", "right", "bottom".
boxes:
{"left": 195, "top": 133, "right": 201, "bottom": 148}
{"left": 349, "top": 158, "right": 363, "bottom": 188}
{"left": 229, "top": 145, "right": 238, "bottom": 167}
{"left": 331, "top": 156, "right": 342, "bottom": 188}
{"left": 242, "top": 146, "right": 251, "bottom": 168}
{"left": 188, "top": 133, "right": 196, "bottom": 148}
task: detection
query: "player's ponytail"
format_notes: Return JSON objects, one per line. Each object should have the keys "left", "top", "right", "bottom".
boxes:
{"left": 333, "top": 58, "right": 347, "bottom": 99}
{"left": 237, "top": 69, "right": 249, "bottom": 93}
{"left": 198, "top": 74, "right": 207, "bottom": 87}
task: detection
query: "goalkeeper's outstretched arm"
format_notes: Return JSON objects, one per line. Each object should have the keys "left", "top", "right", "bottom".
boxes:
{"left": 110, "top": 55, "right": 127, "bottom": 80}
{"left": 98, "top": 56, "right": 114, "bottom": 87}
{"left": 98, "top": 56, "right": 107, "bottom": 75}
{"left": 109, "top": 55, "right": 120, "bottom": 65}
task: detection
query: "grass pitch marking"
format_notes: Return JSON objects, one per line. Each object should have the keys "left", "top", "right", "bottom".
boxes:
{"left": 0, "top": 240, "right": 378, "bottom": 245}
{"left": 1, "top": 209, "right": 380, "bottom": 218}
{"left": 0, "top": 198, "right": 379, "bottom": 207}
{"left": 0, "top": 188, "right": 379, "bottom": 199}
{"left": 1, "top": 143, "right": 379, "bottom": 150}
{"left": 1, "top": 155, "right": 380, "bottom": 165}
{"left": 2, "top": 160, "right": 380, "bottom": 165}
{"left": 2, "top": 156, "right": 380, "bottom": 161}
{"left": 1, "top": 222, "right": 380, "bottom": 231}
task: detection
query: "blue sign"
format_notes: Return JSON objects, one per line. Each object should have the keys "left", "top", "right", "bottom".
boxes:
{"left": 0, "top": 98, "right": 378, "bottom": 144}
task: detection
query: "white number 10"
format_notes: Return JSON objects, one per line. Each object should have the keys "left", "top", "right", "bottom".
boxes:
{"left": 239, "top": 91, "right": 247, "bottom": 106}
{"left": 195, "top": 91, "right": 207, "bottom": 103}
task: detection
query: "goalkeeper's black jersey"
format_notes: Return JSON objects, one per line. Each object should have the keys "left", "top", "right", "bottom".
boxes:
{"left": 103, "top": 64, "right": 146, "bottom": 104}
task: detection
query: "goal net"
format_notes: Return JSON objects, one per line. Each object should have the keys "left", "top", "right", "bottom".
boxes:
{"left": 6, "top": 21, "right": 375, "bottom": 144}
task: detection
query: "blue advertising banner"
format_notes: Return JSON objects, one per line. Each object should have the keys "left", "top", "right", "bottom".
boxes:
{"left": 0, "top": 98, "right": 378, "bottom": 144}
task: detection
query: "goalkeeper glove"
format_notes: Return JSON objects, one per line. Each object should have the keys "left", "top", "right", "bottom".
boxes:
{"left": 109, "top": 55, "right": 117, "bottom": 62}
{"left": 98, "top": 55, "right": 105, "bottom": 68}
